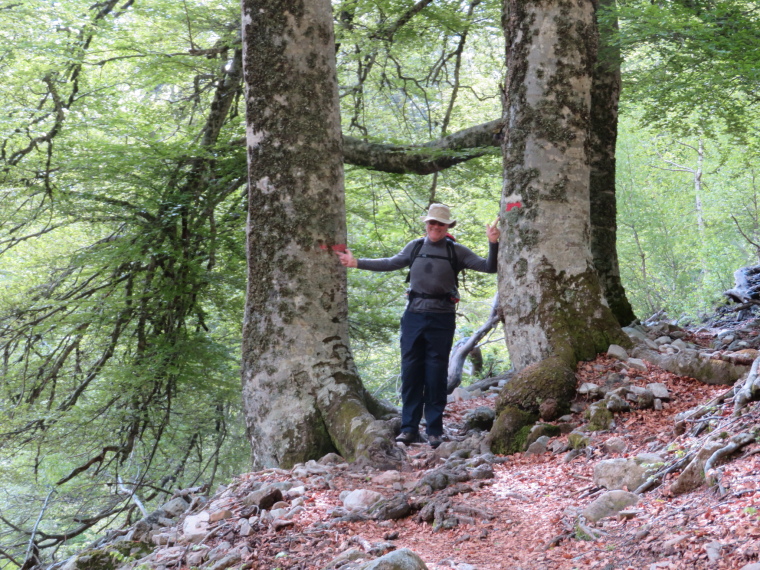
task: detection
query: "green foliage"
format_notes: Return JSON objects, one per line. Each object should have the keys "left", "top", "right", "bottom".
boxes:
{"left": 616, "top": 112, "right": 760, "bottom": 319}
{"left": 0, "top": 0, "right": 249, "bottom": 563}
{"left": 611, "top": 0, "right": 760, "bottom": 141}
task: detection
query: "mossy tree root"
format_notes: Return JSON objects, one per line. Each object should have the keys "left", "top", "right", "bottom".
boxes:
{"left": 316, "top": 378, "right": 405, "bottom": 470}
{"left": 490, "top": 356, "right": 576, "bottom": 454}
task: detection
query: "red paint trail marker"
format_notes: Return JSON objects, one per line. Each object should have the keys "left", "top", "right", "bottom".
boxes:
{"left": 506, "top": 201, "right": 523, "bottom": 212}
{"left": 320, "top": 243, "right": 347, "bottom": 253}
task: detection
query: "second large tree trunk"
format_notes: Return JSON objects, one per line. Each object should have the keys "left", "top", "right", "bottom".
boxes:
{"left": 492, "top": 0, "right": 628, "bottom": 453}
{"left": 240, "top": 0, "right": 402, "bottom": 470}
{"left": 589, "top": 0, "right": 636, "bottom": 327}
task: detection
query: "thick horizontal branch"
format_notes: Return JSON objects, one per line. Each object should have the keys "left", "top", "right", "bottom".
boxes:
{"left": 232, "top": 119, "right": 503, "bottom": 175}
{"left": 342, "top": 119, "right": 502, "bottom": 175}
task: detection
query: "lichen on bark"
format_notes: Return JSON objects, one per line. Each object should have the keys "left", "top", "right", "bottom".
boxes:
{"left": 492, "top": 0, "right": 629, "bottom": 454}
{"left": 240, "top": 0, "right": 402, "bottom": 470}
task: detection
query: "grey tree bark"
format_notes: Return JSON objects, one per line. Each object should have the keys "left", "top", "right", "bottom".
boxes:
{"left": 240, "top": 0, "right": 402, "bottom": 469}
{"left": 589, "top": 0, "right": 637, "bottom": 327}
{"left": 491, "top": 0, "right": 629, "bottom": 454}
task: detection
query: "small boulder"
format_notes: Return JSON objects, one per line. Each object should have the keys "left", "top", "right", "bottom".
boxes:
{"left": 627, "top": 386, "right": 655, "bottom": 409}
{"left": 568, "top": 430, "right": 591, "bottom": 449}
{"left": 627, "top": 358, "right": 648, "bottom": 372}
{"left": 524, "top": 423, "right": 561, "bottom": 449}
{"left": 448, "top": 387, "right": 473, "bottom": 403}
{"left": 587, "top": 401, "right": 614, "bottom": 430}
{"left": 343, "top": 489, "right": 384, "bottom": 511}
{"left": 583, "top": 491, "right": 639, "bottom": 523}
{"left": 607, "top": 344, "right": 629, "bottom": 361}
{"left": 670, "top": 440, "right": 725, "bottom": 495}
{"left": 647, "top": 383, "right": 670, "bottom": 400}
{"left": 601, "top": 437, "right": 627, "bottom": 455}
{"left": 593, "top": 458, "right": 649, "bottom": 491}
{"left": 369, "top": 493, "right": 412, "bottom": 521}
{"left": 358, "top": 548, "right": 429, "bottom": 570}
{"left": 525, "top": 436, "right": 550, "bottom": 456}
{"left": 160, "top": 497, "right": 190, "bottom": 518}
{"left": 463, "top": 406, "right": 496, "bottom": 431}
{"left": 605, "top": 394, "right": 630, "bottom": 414}
{"left": 578, "top": 383, "right": 601, "bottom": 398}
{"left": 181, "top": 512, "right": 210, "bottom": 543}
{"left": 243, "top": 485, "right": 283, "bottom": 511}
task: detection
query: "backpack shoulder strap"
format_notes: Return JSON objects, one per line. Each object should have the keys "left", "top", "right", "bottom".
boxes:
{"left": 405, "top": 238, "right": 425, "bottom": 283}
{"left": 446, "top": 238, "right": 460, "bottom": 287}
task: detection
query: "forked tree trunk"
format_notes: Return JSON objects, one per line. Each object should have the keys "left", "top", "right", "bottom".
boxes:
{"left": 240, "top": 0, "right": 402, "bottom": 469}
{"left": 589, "top": 0, "right": 636, "bottom": 327}
{"left": 492, "top": 0, "right": 629, "bottom": 454}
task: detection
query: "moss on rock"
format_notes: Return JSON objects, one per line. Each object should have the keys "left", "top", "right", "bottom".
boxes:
{"left": 65, "top": 542, "right": 152, "bottom": 570}
{"left": 496, "top": 356, "right": 576, "bottom": 415}
{"left": 585, "top": 401, "right": 613, "bottom": 431}
{"left": 489, "top": 405, "right": 538, "bottom": 455}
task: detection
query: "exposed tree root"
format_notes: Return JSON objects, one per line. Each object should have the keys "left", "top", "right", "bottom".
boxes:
{"left": 705, "top": 432, "right": 757, "bottom": 487}
{"left": 733, "top": 356, "right": 760, "bottom": 416}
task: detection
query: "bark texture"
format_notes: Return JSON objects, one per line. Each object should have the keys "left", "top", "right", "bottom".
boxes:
{"left": 493, "top": 0, "right": 628, "bottom": 451}
{"left": 589, "top": 0, "right": 636, "bottom": 327}
{"left": 240, "top": 0, "right": 402, "bottom": 469}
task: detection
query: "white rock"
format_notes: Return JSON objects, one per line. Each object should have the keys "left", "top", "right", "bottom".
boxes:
{"left": 647, "top": 382, "right": 670, "bottom": 400}
{"left": 627, "top": 358, "right": 648, "bottom": 372}
{"left": 284, "top": 485, "right": 306, "bottom": 499}
{"left": 239, "top": 520, "right": 254, "bottom": 537}
{"left": 607, "top": 344, "right": 629, "bottom": 361}
{"left": 372, "top": 470, "right": 404, "bottom": 485}
{"left": 704, "top": 541, "right": 722, "bottom": 563}
{"left": 583, "top": 490, "right": 639, "bottom": 523}
{"left": 181, "top": 511, "right": 210, "bottom": 543}
{"left": 448, "top": 387, "right": 472, "bottom": 403}
{"left": 342, "top": 489, "right": 384, "bottom": 511}
{"left": 578, "top": 382, "right": 601, "bottom": 396}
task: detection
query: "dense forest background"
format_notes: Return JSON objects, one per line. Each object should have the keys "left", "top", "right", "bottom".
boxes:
{"left": 0, "top": 0, "right": 758, "bottom": 566}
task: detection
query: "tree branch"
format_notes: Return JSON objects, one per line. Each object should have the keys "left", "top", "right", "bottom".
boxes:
{"left": 343, "top": 118, "right": 501, "bottom": 175}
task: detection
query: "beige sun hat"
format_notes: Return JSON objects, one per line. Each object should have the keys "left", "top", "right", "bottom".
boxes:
{"left": 420, "top": 203, "right": 457, "bottom": 228}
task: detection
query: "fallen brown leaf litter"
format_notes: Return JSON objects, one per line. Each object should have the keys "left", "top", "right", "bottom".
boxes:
{"left": 127, "top": 322, "right": 760, "bottom": 570}
{"left": 208, "top": 349, "right": 760, "bottom": 570}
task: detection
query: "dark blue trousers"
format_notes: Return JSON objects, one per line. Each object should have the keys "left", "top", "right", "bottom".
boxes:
{"left": 399, "top": 311, "right": 456, "bottom": 436}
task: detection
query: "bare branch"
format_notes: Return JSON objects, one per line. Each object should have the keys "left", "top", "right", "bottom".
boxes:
{"left": 55, "top": 446, "right": 122, "bottom": 485}
{"left": 23, "top": 488, "right": 55, "bottom": 567}
{"left": 730, "top": 214, "right": 760, "bottom": 255}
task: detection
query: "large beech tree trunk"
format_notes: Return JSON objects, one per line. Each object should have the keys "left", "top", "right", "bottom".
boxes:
{"left": 492, "top": 0, "right": 629, "bottom": 453}
{"left": 589, "top": 0, "right": 636, "bottom": 327}
{"left": 240, "top": 0, "right": 402, "bottom": 469}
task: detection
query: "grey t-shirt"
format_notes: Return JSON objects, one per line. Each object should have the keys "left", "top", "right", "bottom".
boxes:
{"left": 357, "top": 237, "right": 498, "bottom": 313}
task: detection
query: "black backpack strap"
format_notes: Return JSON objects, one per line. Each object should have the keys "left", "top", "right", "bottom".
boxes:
{"left": 446, "top": 239, "right": 459, "bottom": 287}
{"left": 405, "top": 238, "right": 425, "bottom": 283}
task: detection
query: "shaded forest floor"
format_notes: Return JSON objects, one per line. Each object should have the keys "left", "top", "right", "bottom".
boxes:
{"left": 112, "top": 318, "right": 760, "bottom": 570}
{"left": 246, "top": 366, "right": 759, "bottom": 570}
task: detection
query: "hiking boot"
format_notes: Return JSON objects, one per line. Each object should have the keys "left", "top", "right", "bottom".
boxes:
{"left": 395, "top": 431, "right": 419, "bottom": 445}
{"left": 428, "top": 434, "right": 443, "bottom": 449}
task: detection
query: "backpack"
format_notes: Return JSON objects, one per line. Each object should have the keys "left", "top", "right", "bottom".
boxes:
{"left": 405, "top": 236, "right": 460, "bottom": 287}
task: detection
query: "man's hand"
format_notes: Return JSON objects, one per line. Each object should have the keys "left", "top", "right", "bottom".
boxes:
{"left": 486, "top": 218, "right": 500, "bottom": 243}
{"left": 336, "top": 249, "right": 358, "bottom": 268}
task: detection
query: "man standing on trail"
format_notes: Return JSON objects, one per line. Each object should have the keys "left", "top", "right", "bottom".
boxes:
{"left": 337, "top": 204, "right": 500, "bottom": 448}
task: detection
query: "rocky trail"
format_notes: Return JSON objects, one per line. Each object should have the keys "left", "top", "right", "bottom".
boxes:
{"left": 59, "top": 317, "right": 760, "bottom": 570}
